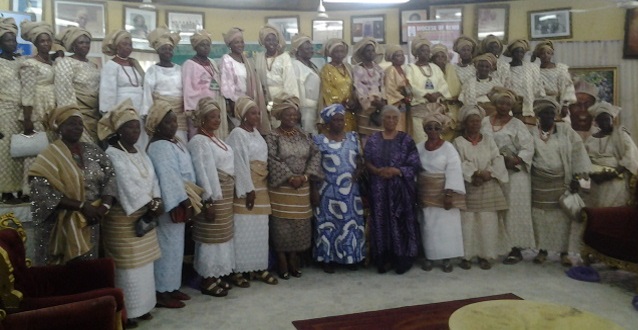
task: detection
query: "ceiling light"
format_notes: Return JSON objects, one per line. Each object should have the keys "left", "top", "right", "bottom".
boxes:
{"left": 317, "top": 0, "right": 329, "bottom": 18}
{"left": 324, "top": 0, "right": 410, "bottom": 3}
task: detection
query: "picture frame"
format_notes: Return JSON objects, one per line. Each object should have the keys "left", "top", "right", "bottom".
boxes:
{"left": 430, "top": 6, "right": 463, "bottom": 22}
{"left": 53, "top": 0, "right": 106, "bottom": 40}
{"left": 400, "top": 9, "right": 428, "bottom": 44}
{"left": 10, "top": 0, "right": 43, "bottom": 21}
{"left": 166, "top": 10, "right": 204, "bottom": 44}
{"left": 312, "top": 20, "right": 344, "bottom": 43}
{"left": 351, "top": 14, "right": 385, "bottom": 44}
{"left": 124, "top": 6, "right": 157, "bottom": 51}
{"left": 569, "top": 66, "right": 618, "bottom": 105}
{"left": 623, "top": 8, "right": 638, "bottom": 59}
{"left": 266, "top": 16, "right": 300, "bottom": 43}
{"left": 475, "top": 4, "right": 509, "bottom": 42}
{"left": 528, "top": 8, "right": 572, "bottom": 40}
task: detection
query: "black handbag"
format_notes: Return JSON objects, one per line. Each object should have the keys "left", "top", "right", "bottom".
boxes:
{"left": 135, "top": 213, "right": 158, "bottom": 237}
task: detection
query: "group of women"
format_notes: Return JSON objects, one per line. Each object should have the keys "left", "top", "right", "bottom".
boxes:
{"left": 1, "top": 16, "right": 637, "bottom": 328}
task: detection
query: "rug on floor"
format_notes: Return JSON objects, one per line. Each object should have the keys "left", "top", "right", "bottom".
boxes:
{"left": 292, "top": 293, "right": 522, "bottom": 330}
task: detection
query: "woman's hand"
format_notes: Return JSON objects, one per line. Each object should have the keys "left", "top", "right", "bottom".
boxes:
{"left": 569, "top": 179, "right": 581, "bottom": 193}
{"left": 22, "top": 118, "right": 35, "bottom": 135}
{"left": 504, "top": 156, "right": 519, "bottom": 170}
{"left": 443, "top": 194, "right": 453, "bottom": 210}
{"left": 204, "top": 202, "right": 216, "bottom": 223}
{"left": 80, "top": 204, "right": 103, "bottom": 225}
{"left": 471, "top": 175, "right": 484, "bottom": 187}
{"left": 424, "top": 92, "right": 442, "bottom": 103}
{"left": 479, "top": 170, "right": 492, "bottom": 182}
{"left": 147, "top": 198, "right": 163, "bottom": 217}
{"left": 289, "top": 175, "right": 305, "bottom": 189}
{"left": 246, "top": 191, "right": 256, "bottom": 210}
{"left": 310, "top": 187, "right": 320, "bottom": 208}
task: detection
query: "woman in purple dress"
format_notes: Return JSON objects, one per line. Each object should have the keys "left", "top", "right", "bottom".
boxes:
{"left": 364, "top": 105, "right": 420, "bottom": 274}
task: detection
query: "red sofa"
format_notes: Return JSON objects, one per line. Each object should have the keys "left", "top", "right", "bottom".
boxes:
{"left": 0, "top": 221, "right": 126, "bottom": 330}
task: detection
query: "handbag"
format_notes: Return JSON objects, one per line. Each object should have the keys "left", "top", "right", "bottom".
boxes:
{"left": 10, "top": 131, "right": 49, "bottom": 158}
{"left": 135, "top": 213, "right": 158, "bottom": 237}
{"left": 559, "top": 190, "right": 586, "bottom": 221}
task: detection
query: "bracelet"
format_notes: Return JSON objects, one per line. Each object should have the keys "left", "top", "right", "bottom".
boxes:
{"left": 101, "top": 203, "right": 112, "bottom": 210}
{"left": 78, "top": 201, "right": 85, "bottom": 210}
{"left": 186, "top": 204, "right": 193, "bottom": 209}
{"left": 303, "top": 175, "right": 309, "bottom": 182}
{"left": 149, "top": 199, "right": 161, "bottom": 212}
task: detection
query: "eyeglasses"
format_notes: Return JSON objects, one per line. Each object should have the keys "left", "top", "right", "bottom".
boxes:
{"left": 424, "top": 125, "right": 442, "bottom": 131}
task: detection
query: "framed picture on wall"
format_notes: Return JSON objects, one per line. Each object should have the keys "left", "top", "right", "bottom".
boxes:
{"left": 430, "top": 6, "right": 463, "bottom": 21}
{"left": 400, "top": 9, "right": 428, "bottom": 44}
{"left": 475, "top": 4, "right": 509, "bottom": 42}
{"left": 167, "top": 10, "right": 204, "bottom": 44}
{"left": 623, "top": 8, "right": 638, "bottom": 59}
{"left": 124, "top": 6, "right": 157, "bottom": 50}
{"left": 569, "top": 66, "right": 618, "bottom": 105}
{"left": 266, "top": 16, "right": 299, "bottom": 43}
{"left": 312, "top": 20, "right": 343, "bottom": 43}
{"left": 53, "top": 0, "right": 106, "bottom": 40}
{"left": 11, "top": 0, "right": 43, "bottom": 21}
{"left": 528, "top": 8, "right": 572, "bottom": 40}
{"left": 351, "top": 14, "right": 385, "bottom": 44}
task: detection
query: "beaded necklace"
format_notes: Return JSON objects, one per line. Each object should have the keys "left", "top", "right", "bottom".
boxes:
{"left": 117, "top": 141, "right": 149, "bottom": 178}
{"left": 201, "top": 128, "right": 228, "bottom": 151}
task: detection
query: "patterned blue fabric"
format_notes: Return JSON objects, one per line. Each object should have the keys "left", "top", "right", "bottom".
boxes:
{"left": 312, "top": 132, "right": 365, "bottom": 264}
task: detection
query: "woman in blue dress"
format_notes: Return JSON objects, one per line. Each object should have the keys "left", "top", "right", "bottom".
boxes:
{"left": 313, "top": 104, "right": 366, "bottom": 273}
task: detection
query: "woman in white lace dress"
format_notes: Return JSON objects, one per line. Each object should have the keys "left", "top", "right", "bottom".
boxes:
{"left": 531, "top": 40, "right": 576, "bottom": 122}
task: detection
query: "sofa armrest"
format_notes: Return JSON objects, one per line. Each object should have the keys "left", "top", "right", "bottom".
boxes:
{"left": 19, "top": 258, "right": 115, "bottom": 297}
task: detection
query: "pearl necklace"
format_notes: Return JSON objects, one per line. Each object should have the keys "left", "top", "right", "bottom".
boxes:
{"left": 118, "top": 141, "right": 149, "bottom": 178}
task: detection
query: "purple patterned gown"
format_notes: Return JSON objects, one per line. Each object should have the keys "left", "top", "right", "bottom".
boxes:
{"left": 364, "top": 131, "right": 420, "bottom": 273}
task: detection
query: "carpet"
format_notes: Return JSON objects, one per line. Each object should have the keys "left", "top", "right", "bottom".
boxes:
{"left": 292, "top": 293, "right": 522, "bottom": 330}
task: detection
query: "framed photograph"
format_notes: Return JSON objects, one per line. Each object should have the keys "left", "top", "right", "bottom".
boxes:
{"left": 53, "top": 0, "right": 106, "bottom": 40}
{"left": 400, "top": 9, "right": 428, "bottom": 44}
{"left": 312, "top": 20, "right": 344, "bottom": 43}
{"left": 528, "top": 8, "right": 572, "bottom": 40}
{"left": 0, "top": 10, "right": 35, "bottom": 56}
{"left": 10, "top": 0, "right": 43, "bottom": 21}
{"left": 569, "top": 66, "right": 618, "bottom": 105}
{"left": 124, "top": 6, "right": 157, "bottom": 51}
{"left": 475, "top": 4, "right": 509, "bottom": 42}
{"left": 351, "top": 15, "right": 385, "bottom": 44}
{"left": 623, "top": 8, "right": 638, "bottom": 59}
{"left": 266, "top": 16, "right": 299, "bottom": 43}
{"left": 430, "top": 6, "right": 463, "bottom": 21}
{"left": 166, "top": 11, "right": 204, "bottom": 44}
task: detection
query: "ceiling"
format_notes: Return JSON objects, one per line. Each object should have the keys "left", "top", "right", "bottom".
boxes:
{"left": 135, "top": 0, "right": 511, "bottom": 11}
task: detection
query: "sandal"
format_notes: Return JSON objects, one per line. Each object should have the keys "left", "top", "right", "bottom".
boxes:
{"left": 290, "top": 269, "right": 302, "bottom": 278}
{"left": 560, "top": 253, "right": 572, "bottom": 267}
{"left": 201, "top": 282, "right": 228, "bottom": 297}
{"left": 323, "top": 263, "right": 335, "bottom": 274}
{"left": 228, "top": 273, "right": 250, "bottom": 288}
{"left": 422, "top": 259, "right": 433, "bottom": 272}
{"left": 459, "top": 259, "right": 472, "bottom": 270}
{"left": 170, "top": 290, "right": 191, "bottom": 301}
{"left": 503, "top": 248, "right": 523, "bottom": 265}
{"left": 255, "top": 270, "right": 279, "bottom": 285}
{"left": 478, "top": 258, "right": 492, "bottom": 270}
{"left": 126, "top": 319, "right": 139, "bottom": 329}
{"left": 138, "top": 313, "right": 153, "bottom": 321}
{"left": 533, "top": 250, "right": 548, "bottom": 264}
{"left": 155, "top": 293, "right": 185, "bottom": 309}
{"left": 217, "top": 278, "right": 232, "bottom": 291}
{"left": 441, "top": 259, "right": 453, "bottom": 273}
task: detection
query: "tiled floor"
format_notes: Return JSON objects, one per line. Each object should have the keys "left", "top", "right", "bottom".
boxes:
{"left": 136, "top": 252, "right": 637, "bottom": 329}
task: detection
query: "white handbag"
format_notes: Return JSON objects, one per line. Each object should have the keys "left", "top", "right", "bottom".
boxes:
{"left": 559, "top": 190, "right": 586, "bottom": 221}
{"left": 10, "top": 131, "right": 49, "bottom": 158}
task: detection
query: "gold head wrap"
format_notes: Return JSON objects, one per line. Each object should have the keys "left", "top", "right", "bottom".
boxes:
{"left": 487, "top": 86, "right": 518, "bottom": 104}
{"left": 472, "top": 53, "right": 497, "bottom": 69}
{"left": 533, "top": 97, "right": 560, "bottom": 116}
{"left": 531, "top": 40, "right": 554, "bottom": 62}
{"left": 45, "top": 105, "right": 82, "bottom": 132}
{"left": 223, "top": 27, "right": 243, "bottom": 46}
{"left": 0, "top": 18, "right": 18, "bottom": 39}
{"left": 271, "top": 93, "right": 300, "bottom": 120}
{"left": 258, "top": 24, "right": 286, "bottom": 51}
{"left": 147, "top": 26, "right": 180, "bottom": 51}
{"left": 574, "top": 79, "right": 599, "bottom": 101}
{"left": 322, "top": 38, "right": 349, "bottom": 57}
{"left": 352, "top": 37, "right": 383, "bottom": 64}
{"left": 190, "top": 30, "right": 213, "bottom": 48}
{"left": 453, "top": 35, "right": 477, "bottom": 54}
{"left": 430, "top": 43, "right": 449, "bottom": 61}
{"left": 480, "top": 34, "right": 502, "bottom": 55}
{"left": 193, "top": 97, "right": 221, "bottom": 128}
{"left": 588, "top": 101, "right": 620, "bottom": 119}
{"left": 234, "top": 96, "right": 258, "bottom": 119}
{"left": 97, "top": 99, "right": 140, "bottom": 140}
{"left": 145, "top": 100, "right": 174, "bottom": 136}
{"left": 290, "top": 33, "right": 312, "bottom": 55}
{"left": 422, "top": 112, "right": 451, "bottom": 129}
{"left": 102, "top": 29, "right": 132, "bottom": 56}
{"left": 458, "top": 104, "right": 486, "bottom": 123}
{"left": 55, "top": 27, "right": 91, "bottom": 52}
{"left": 384, "top": 44, "right": 403, "bottom": 62}
{"left": 20, "top": 21, "right": 54, "bottom": 43}
{"left": 503, "top": 39, "right": 530, "bottom": 57}
{"left": 411, "top": 32, "right": 431, "bottom": 57}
